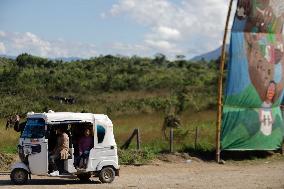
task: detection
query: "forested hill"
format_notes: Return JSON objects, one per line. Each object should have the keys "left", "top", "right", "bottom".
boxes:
{"left": 0, "top": 53, "right": 221, "bottom": 117}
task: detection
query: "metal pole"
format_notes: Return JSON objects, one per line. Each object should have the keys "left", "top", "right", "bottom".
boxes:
{"left": 216, "top": 0, "right": 234, "bottom": 163}
{"left": 170, "top": 127, "right": 174, "bottom": 153}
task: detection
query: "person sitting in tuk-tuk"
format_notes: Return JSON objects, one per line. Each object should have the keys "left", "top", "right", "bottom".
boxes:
{"left": 49, "top": 127, "right": 69, "bottom": 175}
{"left": 76, "top": 128, "right": 93, "bottom": 169}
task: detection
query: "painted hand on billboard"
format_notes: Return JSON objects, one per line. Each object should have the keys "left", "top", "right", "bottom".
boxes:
{"left": 237, "top": 0, "right": 284, "bottom": 33}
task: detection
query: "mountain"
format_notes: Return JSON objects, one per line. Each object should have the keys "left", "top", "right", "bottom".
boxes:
{"left": 52, "top": 57, "right": 83, "bottom": 62}
{"left": 190, "top": 44, "right": 229, "bottom": 62}
{"left": 0, "top": 55, "right": 16, "bottom": 59}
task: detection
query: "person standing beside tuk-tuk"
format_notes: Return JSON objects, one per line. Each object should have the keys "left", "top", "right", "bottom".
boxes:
{"left": 49, "top": 127, "right": 69, "bottom": 175}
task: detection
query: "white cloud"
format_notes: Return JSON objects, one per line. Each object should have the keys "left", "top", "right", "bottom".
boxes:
{"left": 147, "top": 26, "right": 181, "bottom": 41}
{"left": 112, "top": 42, "right": 149, "bottom": 52}
{"left": 0, "top": 42, "right": 6, "bottom": 54}
{"left": 110, "top": 0, "right": 175, "bottom": 26}
{"left": 157, "top": 26, "right": 180, "bottom": 40}
{"left": 0, "top": 31, "right": 6, "bottom": 37}
{"left": 105, "top": 0, "right": 229, "bottom": 58}
{"left": 102, "top": 42, "right": 150, "bottom": 57}
{"left": 11, "top": 32, "right": 52, "bottom": 57}
{"left": 145, "top": 39, "right": 176, "bottom": 52}
{"left": 0, "top": 31, "right": 98, "bottom": 58}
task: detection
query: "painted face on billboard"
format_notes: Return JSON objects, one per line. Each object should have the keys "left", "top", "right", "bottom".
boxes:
{"left": 266, "top": 81, "right": 276, "bottom": 102}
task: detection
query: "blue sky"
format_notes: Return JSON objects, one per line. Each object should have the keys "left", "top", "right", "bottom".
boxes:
{"left": 0, "top": 0, "right": 231, "bottom": 59}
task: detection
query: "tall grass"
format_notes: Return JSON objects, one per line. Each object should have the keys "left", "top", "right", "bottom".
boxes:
{"left": 0, "top": 119, "right": 20, "bottom": 153}
{"left": 112, "top": 110, "right": 216, "bottom": 152}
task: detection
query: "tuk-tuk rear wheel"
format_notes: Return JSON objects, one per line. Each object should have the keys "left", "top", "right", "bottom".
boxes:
{"left": 99, "top": 167, "right": 115, "bottom": 183}
{"left": 10, "top": 168, "right": 28, "bottom": 185}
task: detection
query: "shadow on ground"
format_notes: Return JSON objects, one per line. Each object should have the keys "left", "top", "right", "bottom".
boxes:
{"left": 181, "top": 147, "right": 282, "bottom": 162}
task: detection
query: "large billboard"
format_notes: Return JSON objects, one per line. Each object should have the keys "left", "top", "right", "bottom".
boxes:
{"left": 221, "top": 0, "right": 284, "bottom": 150}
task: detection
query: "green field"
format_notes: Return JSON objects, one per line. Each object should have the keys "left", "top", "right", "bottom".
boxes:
{"left": 113, "top": 110, "right": 216, "bottom": 151}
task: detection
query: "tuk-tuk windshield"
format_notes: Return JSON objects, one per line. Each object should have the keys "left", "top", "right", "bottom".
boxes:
{"left": 21, "top": 118, "right": 45, "bottom": 138}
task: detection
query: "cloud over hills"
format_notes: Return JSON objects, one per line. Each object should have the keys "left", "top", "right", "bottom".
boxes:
{"left": 107, "top": 0, "right": 228, "bottom": 57}
{"left": 0, "top": 31, "right": 98, "bottom": 58}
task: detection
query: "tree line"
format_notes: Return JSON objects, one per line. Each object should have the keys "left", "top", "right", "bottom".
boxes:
{"left": 0, "top": 53, "right": 222, "bottom": 117}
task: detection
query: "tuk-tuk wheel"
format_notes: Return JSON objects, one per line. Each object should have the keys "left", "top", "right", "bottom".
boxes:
{"left": 99, "top": 167, "right": 115, "bottom": 183}
{"left": 10, "top": 168, "right": 28, "bottom": 185}
{"left": 77, "top": 173, "right": 91, "bottom": 181}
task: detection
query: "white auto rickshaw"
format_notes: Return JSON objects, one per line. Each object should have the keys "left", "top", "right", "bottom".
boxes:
{"left": 10, "top": 111, "right": 119, "bottom": 185}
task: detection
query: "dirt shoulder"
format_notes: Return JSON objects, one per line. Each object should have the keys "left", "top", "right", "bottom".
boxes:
{"left": 1, "top": 157, "right": 284, "bottom": 189}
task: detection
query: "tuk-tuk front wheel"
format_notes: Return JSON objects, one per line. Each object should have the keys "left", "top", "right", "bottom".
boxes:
{"left": 99, "top": 167, "right": 115, "bottom": 183}
{"left": 10, "top": 168, "right": 28, "bottom": 185}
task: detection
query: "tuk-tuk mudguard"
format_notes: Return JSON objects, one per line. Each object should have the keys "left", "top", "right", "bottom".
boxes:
{"left": 11, "top": 162, "right": 30, "bottom": 173}
{"left": 96, "top": 160, "right": 119, "bottom": 171}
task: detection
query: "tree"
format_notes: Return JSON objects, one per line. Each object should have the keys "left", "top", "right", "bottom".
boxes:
{"left": 175, "top": 87, "right": 188, "bottom": 115}
{"left": 176, "top": 55, "right": 185, "bottom": 60}
{"left": 16, "top": 53, "right": 30, "bottom": 67}
{"left": 152, "top": 53, "right": 166, "bottom": 65}
{"left": 16, "top": 53, "right": 49, "bottom": 67}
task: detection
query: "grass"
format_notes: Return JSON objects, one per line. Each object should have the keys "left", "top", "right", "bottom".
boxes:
{"left": 118, "top": 148, "right": 156, "bottom": 165}
{"left": 112, "top": 110, "right": 216, "bottom": 164}
{"left": 0, "top": 119, "right": 20, "bottom": 154}
{"left": 112, "top": 110, "right": 216, "bottom": 153}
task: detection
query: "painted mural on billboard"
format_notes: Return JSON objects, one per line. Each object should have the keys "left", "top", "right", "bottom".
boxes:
{"left": 221, "top": 0, "right": 284, "bottom": 150}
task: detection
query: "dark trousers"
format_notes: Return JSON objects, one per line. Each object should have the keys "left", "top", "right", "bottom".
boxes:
{"left": 49, "top": 153, "right": 64, "bottom": 173}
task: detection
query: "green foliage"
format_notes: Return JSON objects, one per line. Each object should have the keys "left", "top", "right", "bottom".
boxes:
{"left": 1, "top": 145, "right": 17, "bottom": 154}
{"left": 118, "top": 148, "right": 156, "bottom": 165}
{"left": 16, "top": 53, "right": 52, "bottom": 68}
{"left": 0, "top": 54, "right": 218, "bottom": 117}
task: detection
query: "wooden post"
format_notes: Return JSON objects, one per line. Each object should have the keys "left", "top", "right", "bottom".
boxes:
{"left": 194, "top": 125, "right": 199, "bottom": 150}
{"left": 136, "top": 128, "right": 141, "bottom": 150}
{"left": 121, "top": 128, "right": 140, "bottom": 150}
{"left": 281, "top": 138, "right": 284, "bottom": 155}
{"left": 216, "top": 0, "right": 234, "bottom": 163}
{"left": 170, "top": 127, "right": 174, "bottom": 153}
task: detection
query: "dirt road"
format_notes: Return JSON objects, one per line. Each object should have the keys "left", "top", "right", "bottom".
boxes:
{"left": 1, "top": 159, "right": 284, "bottom": 189}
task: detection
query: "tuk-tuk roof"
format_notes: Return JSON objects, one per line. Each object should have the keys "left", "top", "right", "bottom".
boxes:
{"left": 27, "top": 111, "right": 109, "bottom": 124}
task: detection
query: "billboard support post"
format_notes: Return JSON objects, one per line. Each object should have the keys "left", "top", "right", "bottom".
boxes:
{"left": 216, "top": 0, "right": 234, "bottom": 163}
